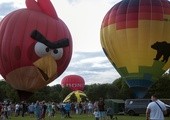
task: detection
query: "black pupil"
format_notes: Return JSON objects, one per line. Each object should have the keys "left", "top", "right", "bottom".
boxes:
{"left": 46, "top": 47, "right": 50, "bottom": 52}
{"left": 53, "top": 49, "right": 58, "bottom": 54}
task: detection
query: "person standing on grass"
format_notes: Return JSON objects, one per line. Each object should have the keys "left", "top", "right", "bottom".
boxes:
{"left": 146, "top": 94, "right": 167, "bottom": 120}
{"left": 98, "top": 97, "right": 106, "bottom": 120}
{"left": 21, "top": 101, "right": 27, "bottom": 117}
{"left": 47, "top": 102, "right": 53, "bottom": 120}
{"left": 78, "top": 102, "right": 83, "bottom": 115}
{"left": 34, "top": 101, "right": 42, "bottom": 120}
{"left": 2, "top": 103, "right": 8, "bottom": 119}
{"left": 0, "top": 103, "right": 2, "bottom": 117}
{"left": 15, "top": 103, "right": 20, "bottom": 117}
{"left": 106, "top": 106, "right": 117, "bottom": 120}
{"left": 51, "top": 102, "right": 56, "bottom": 117}
{"left": 93, "top": 108, "right": 100, "bottom": 120}
{"left": 41, "top": 101, "right": 47, "bottom": 120}
{"left": 88, "top": 101, "right": 93, "bottom": 115}
{"left": 64, "top": 101, "right": 71, "bottom": 118}
{"left": 28, "top": 103, "right": 34, "bottom": 117}
{"left": 75, "top": 102, "right": 79, "bottom": 114}
{"left": 7, "top": 103, "right": 12, "bottom": 119}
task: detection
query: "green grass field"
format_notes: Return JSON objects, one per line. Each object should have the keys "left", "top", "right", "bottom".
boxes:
{"left": 7, "top": 114, "right": 170, "bottom": 120}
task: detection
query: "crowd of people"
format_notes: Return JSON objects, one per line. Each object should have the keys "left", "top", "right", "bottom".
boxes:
{"left": 0, "top": 100, "right": 57, "bottom": 120}
{"left": 1, "top": 94, "right": 169, "bottom": 120}
{"left": 0, "top": 98, "right": 116, "bottom": 120}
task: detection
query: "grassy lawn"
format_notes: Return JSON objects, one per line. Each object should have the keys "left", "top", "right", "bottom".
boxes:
{"left": 7, "top": 113, "right": 170, "bottom": 120}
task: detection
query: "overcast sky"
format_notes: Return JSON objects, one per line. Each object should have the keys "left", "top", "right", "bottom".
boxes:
{"left": 0, "top": 0, "right": 122, "bottom": 86}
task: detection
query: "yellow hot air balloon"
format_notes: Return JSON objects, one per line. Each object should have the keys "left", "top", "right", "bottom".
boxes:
{"left": 100, "top": 0, "right": 170, "bottom": 98}
{"left": 63, "top": 90, "right": 88, "bottom": 103}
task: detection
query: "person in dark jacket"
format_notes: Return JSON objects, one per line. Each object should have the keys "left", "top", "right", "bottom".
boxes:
{"left": 98, "top": 98, "right": 105, "bottom": 120}
{"left": 106, "top": 106, "right": 117, "bottom": 120}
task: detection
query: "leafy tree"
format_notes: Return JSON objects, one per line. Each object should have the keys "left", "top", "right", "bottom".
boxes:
{"left": 0, "top": 80, "right": 19, "bottom": 102}
{"left": 112, "top": 78, "right": 133, "bottom": 99}
{"left": 48, "top": 91, "right": 60, "bottom": 102}
{"left": 112, "top": 78, "right": 122, "bottom": 89}
{"left": 59, "top": 87, "right": 72, "bottom": 101}
{"left": 69, "top": 93, "right": 77, "bottom": 102}
{"left": 1, "top": 73, "right": 170, "bottom": 103}
{"left": 50, "top": 84, "right": 62, "bottom": 93}
{"left": 85, "top": 84, "right": 101, "bottom": 102}
{"left": 146, "top": 74, "right": 170, "bottom": 99}
{"left": 105, "top": 84, "right": 119, "bottom": 99}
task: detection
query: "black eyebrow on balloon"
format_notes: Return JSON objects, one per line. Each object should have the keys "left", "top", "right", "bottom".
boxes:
{"left": 30, "top": 30, "right": 69, "bottom": 49}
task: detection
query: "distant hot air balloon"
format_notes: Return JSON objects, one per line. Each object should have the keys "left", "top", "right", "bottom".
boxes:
{"left": 61, "top": 75, "right": 85, "bottom": 91}
{"left": 63, "top": 90, "right": 88, "bottom": 103}
{"left": 100, "top": 0, "right": 170, "bottom": 98}
{"left": 0, "top": 0, "right": 72, "bottom": 100}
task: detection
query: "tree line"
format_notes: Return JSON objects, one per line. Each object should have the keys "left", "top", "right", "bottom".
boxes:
{"left": 0, "top": 73, "right": 170, "bottom": 103}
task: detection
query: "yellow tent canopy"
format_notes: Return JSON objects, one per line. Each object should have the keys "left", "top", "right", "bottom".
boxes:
{"left": 63, "top": 90, "right": 88, "bottom": 103}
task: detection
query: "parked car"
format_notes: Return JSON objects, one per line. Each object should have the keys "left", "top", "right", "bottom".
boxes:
{"left": 125, "top": 99, "right": 150, "bottom": 116}
{"left": 125, "top": 99, "right": 170, "bottom": 116}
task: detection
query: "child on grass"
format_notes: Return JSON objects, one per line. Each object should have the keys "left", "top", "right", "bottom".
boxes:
{"left": 93, "top": 108, "right": 100, "bottom": 120}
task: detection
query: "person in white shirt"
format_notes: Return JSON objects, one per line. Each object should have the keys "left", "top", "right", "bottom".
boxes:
{"left": 93, "top": 108, "right": 100, "bottom": 120}
{"left": 146, "top": 94, "right": 167, "bottom": 120}
{"left": 88, "top": 101, "right": 93, "bottom": 115}
{"left": 15, "top": 103, "right": 20, "bottom": 117}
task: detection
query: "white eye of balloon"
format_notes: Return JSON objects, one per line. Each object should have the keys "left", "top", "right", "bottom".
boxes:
{"left": 34, "top": 42, "right": 63, "bottom": 60}
{"left": 34, "top": 42, "right": 49, "bottom": 57}
{"left": 50, "top": 48, "right": 63, "bottom": 60}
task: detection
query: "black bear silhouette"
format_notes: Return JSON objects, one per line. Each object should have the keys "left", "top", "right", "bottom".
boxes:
{"left": 151, "top": 41, "right": 170, "bottom": 63}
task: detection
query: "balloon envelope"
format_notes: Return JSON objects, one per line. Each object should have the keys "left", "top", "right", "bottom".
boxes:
{"left": 61, "top": 75, "right": 85, "bottom": 91}
{"left": 100, "top": 0, "right": 170, "bottom": 98}
{"left": 0, "top": 0, "right": 72, "bottom": 97}
{"left": 63, "top": 90, "right": 88, "bottom": 103}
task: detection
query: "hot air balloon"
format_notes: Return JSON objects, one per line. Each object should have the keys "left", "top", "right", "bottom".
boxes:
{"left": 63, "top": 90, "right": 88, "bottom": 103}
{"left": 0, "top": 0, "right": 72, "bottom": 100}
{"left": 61, "top": 75, "right": 85, "bottom": 91}
{"left": 100, "top": 0, "right": 170, "bottom": 98}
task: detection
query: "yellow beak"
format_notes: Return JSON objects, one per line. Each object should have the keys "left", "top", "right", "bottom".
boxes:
{"left": 33, "top": 55, "right": 57, "bottom": 80}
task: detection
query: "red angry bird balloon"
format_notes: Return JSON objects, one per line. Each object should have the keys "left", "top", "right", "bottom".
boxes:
{"left": 61, "top": 75, "right": 85, "bottom": 91}
{"left": 0, "top": 0, "right": 72, "bottom": 95}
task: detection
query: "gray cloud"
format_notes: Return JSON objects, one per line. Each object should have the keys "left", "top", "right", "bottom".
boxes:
{"left": 67, "top": 52, "right": 113, "bottom": 73}
{"left": 50, "top": 51, "right": 121, "bottom": 86}
{"left": 0, "top": 2, "right": 17, "bottom": 16}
